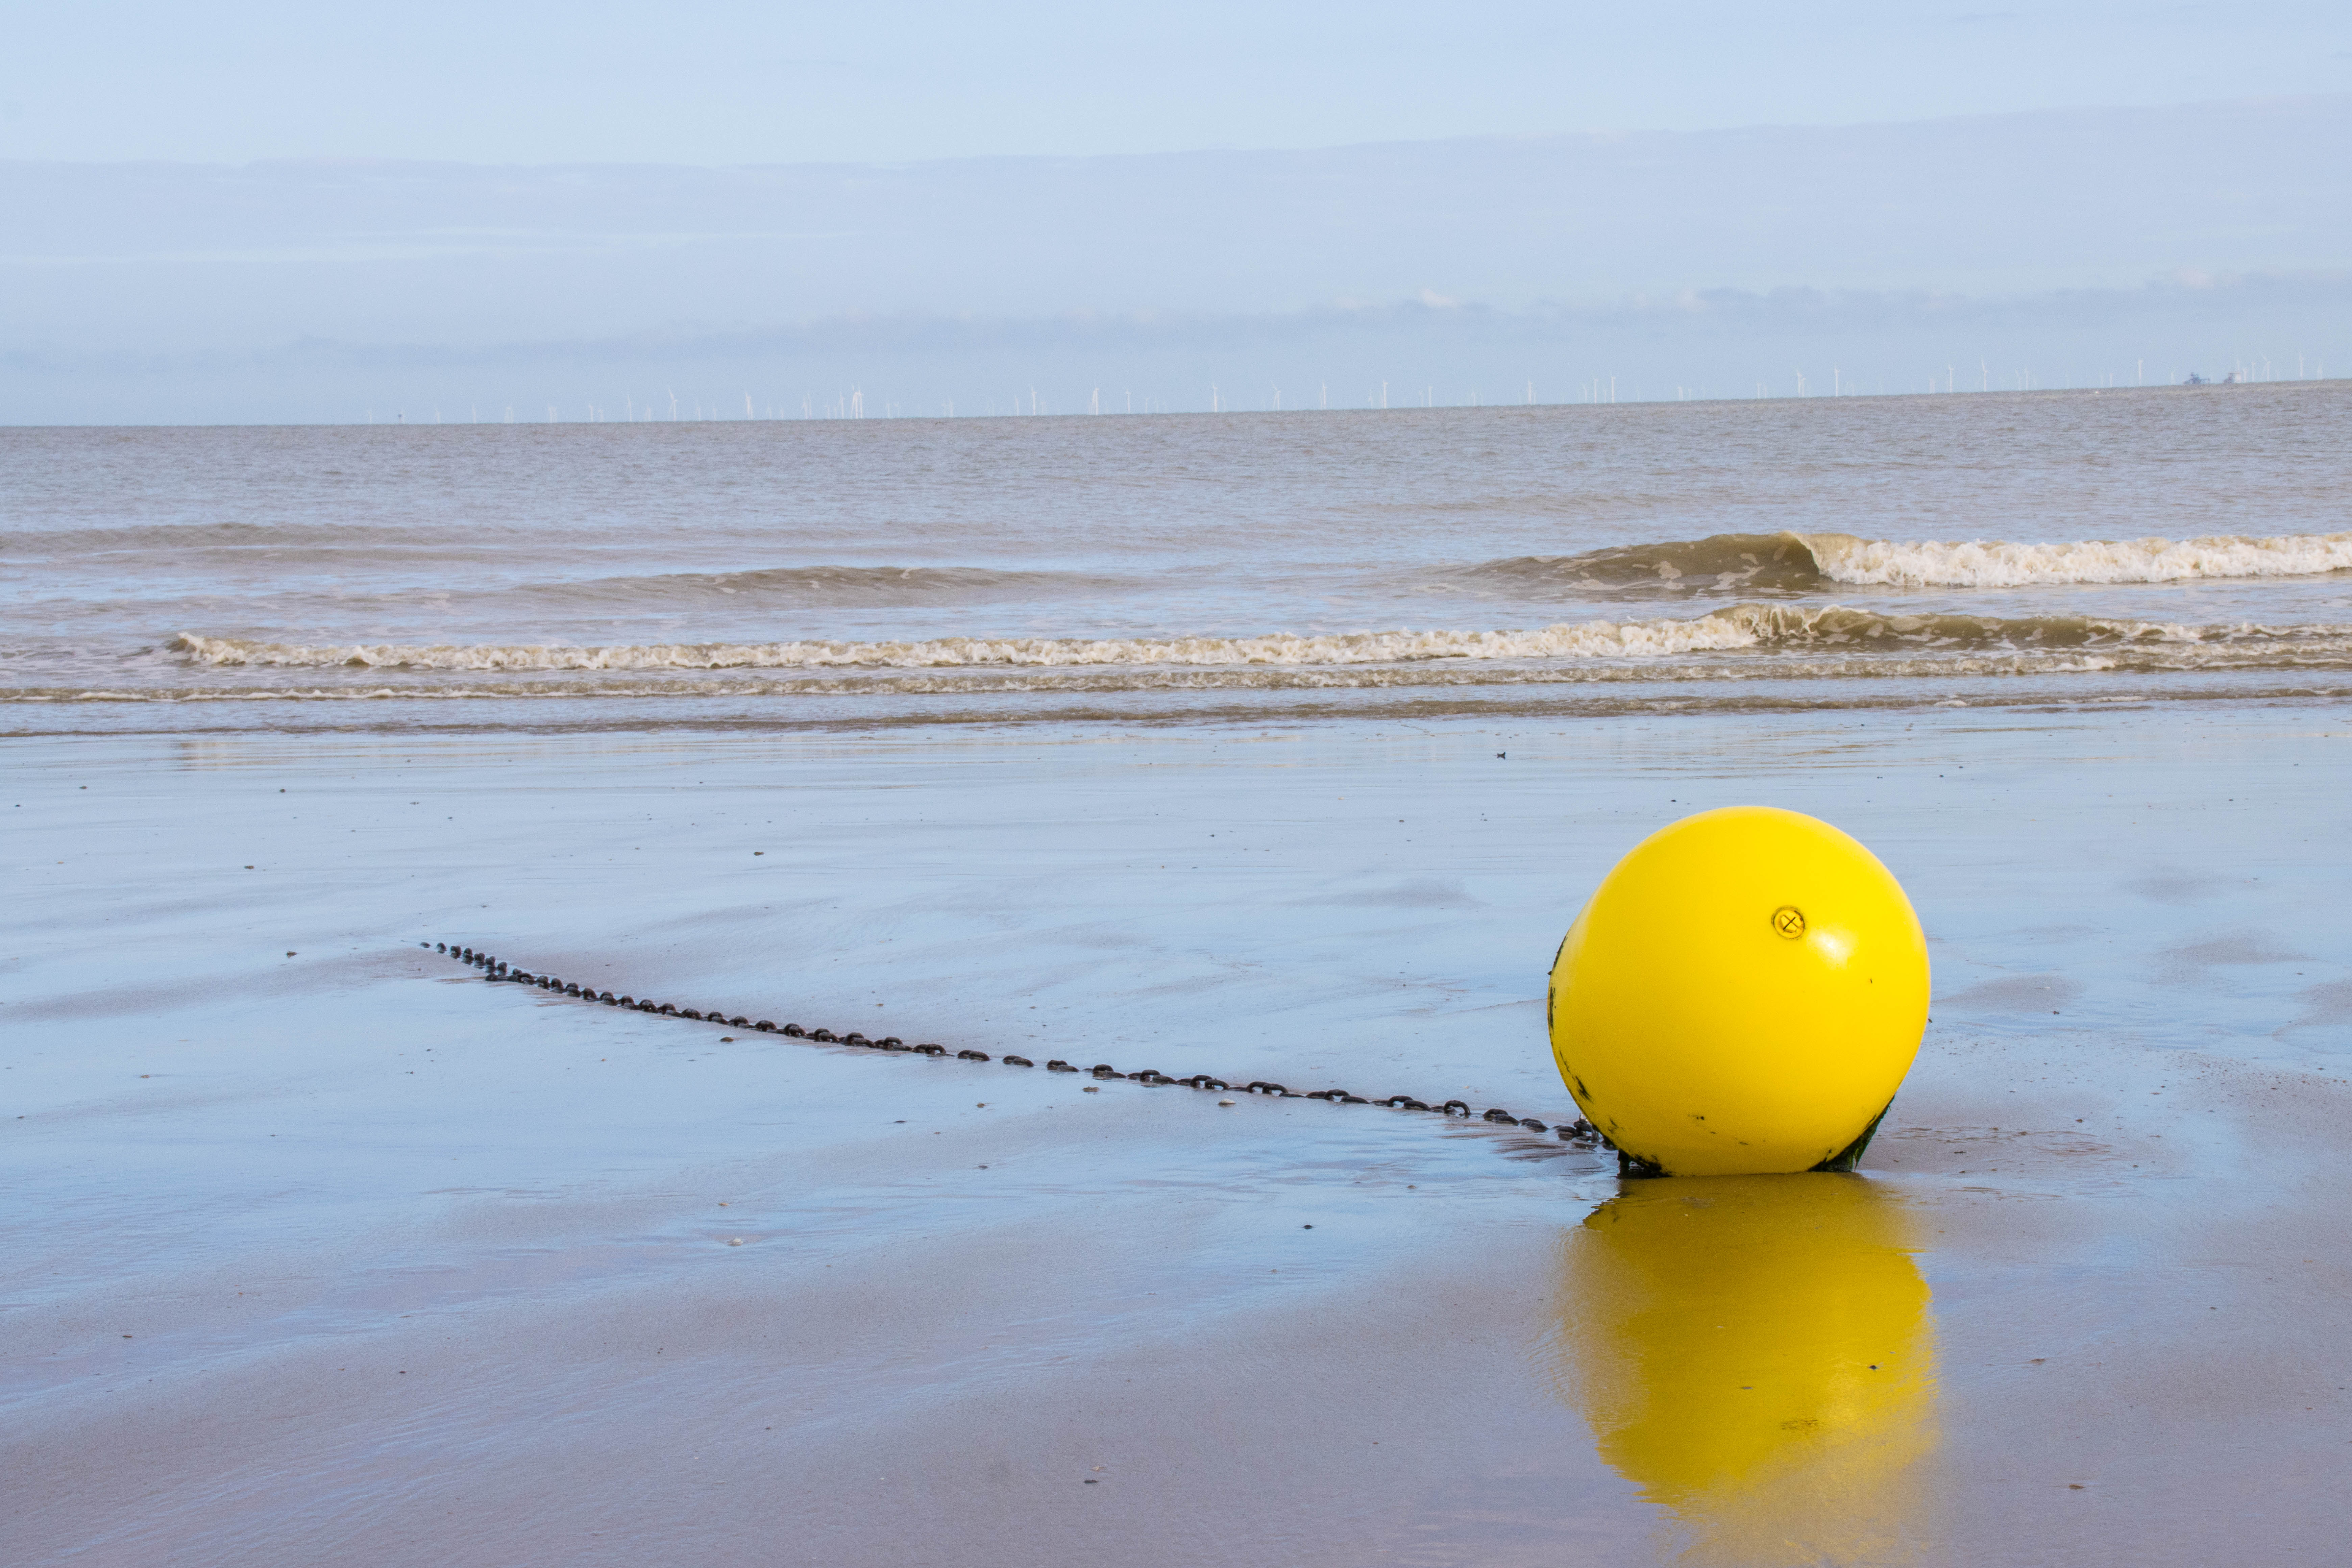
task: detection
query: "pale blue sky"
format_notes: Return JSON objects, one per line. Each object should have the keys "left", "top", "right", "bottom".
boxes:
{"left": 6, "top": 5, "right": 2349, "bottom": 420}
{"left": 5, "top": 1, "right": 2349, "bottom": 165}
{"left": 8, "top": 94, "right": 2346, "bottom": 423}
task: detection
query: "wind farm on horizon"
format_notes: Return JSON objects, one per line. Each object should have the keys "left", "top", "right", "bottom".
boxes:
{"left": 353, "top": 352, "right": 2335, "bottom": 429}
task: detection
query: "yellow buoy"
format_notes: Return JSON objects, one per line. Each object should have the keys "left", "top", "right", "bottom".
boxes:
{"left": 1547, "top": 807, "right": 1928, "bottom": 1175}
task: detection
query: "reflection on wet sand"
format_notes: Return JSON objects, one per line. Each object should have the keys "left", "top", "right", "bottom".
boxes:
{"left": 1552, "top": 1175, "right": 1938, "bottom": 1565}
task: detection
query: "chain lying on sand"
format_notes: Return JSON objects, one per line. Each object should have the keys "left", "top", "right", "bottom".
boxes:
{"left": 422, "top": 941, "right": 1606, "bottom": 1147}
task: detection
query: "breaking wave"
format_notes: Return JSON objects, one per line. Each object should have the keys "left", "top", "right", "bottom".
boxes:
{"left": 171, "top": 617, "right": 1755, "bottom": 670}
{"left": 168, "top": 608, "right": 2352, "bottom": 675}
{"left": 1448, "top": 530, "right": 2352, "bottom": 595}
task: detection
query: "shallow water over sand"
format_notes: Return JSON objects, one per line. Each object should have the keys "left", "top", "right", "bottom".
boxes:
{"left": 5, "top": 705, "right": 2348, "bottom": 1564}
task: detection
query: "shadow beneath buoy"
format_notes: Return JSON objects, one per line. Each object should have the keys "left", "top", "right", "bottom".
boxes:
{"left": 1547, "top": 1174, "right": 1940, "bottom": 1566}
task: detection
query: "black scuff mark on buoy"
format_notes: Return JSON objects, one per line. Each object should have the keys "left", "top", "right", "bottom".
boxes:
{"left": 1544, "top": 927, "right": 1573, "bottom": 1039}
{"left": 1558, "top": 1069, "right": 1603, "bottom": 1134}
{"left": 1812, "top": 1099, "right": 1894, "bottom": 1173}
{"left": 1616, "top": 1147, "right": 1669, "bottom": 1180}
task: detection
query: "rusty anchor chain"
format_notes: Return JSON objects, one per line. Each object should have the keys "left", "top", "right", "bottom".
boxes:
{"left": 421, "top": 941, "right": 1605, "bottom": 1147}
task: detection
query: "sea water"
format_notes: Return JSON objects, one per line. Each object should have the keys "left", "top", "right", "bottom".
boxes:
{"left": 6, "top": 382, "right": 2351, "bottom": 731}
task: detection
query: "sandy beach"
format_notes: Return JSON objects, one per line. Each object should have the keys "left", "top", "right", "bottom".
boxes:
{"left": 7, "top": 701, "right": 2348, "bottom": 1563}
{"left": 11, "top": 0, "right": 2352, "bottom": 1550}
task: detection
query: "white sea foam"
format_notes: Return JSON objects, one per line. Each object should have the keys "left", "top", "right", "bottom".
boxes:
{"left": 160, "top": 609, "right": 2352, "bottom": 686}
{"left": 36, "top": 627, "right": 2352, "bottom": 707}
{"left": 1798, "top": 531, "right": 2352, "bottom": 588}
{"left": 169, "top": 614, "right": 1770, "bottom": 673}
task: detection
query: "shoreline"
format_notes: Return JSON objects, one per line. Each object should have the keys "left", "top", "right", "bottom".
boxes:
{"left": 7, "top": 666, "right": 2351, "bottom": 743}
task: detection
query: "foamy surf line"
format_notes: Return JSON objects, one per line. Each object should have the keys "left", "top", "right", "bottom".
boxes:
{"left": 167, "top": 607, "right": 2352, "bottom": 675}
{"left": 170, "top": 618, "right": 1758, "bottom": 670}
{"left": 29, "top": 640, "right": 2352, "bottom": 705}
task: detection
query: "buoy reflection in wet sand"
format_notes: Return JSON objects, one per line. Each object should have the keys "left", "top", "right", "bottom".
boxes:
{"left": 1551, "top": 1175, "right": 1939, "bottom": 1565}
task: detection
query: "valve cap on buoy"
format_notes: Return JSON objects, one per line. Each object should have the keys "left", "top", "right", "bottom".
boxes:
{"left": 1547, "top": 807, "right": 1929, "bottom": 1176}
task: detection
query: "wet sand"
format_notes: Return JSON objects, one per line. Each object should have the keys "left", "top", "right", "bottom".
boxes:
{"left": 5, "top": 704, "right": 2349, "bottom": 1564}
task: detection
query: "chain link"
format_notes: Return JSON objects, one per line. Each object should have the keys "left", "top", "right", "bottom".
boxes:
{"left": 422, "top": 941, "right": 1605, "bottom": 1146}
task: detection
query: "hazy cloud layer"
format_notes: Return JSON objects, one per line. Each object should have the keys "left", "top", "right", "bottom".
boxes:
{"left": 4, "top": 96, "right": 2346, "bottom": 422}
{"left": 10, "top": 272, "right": 2342, "bottom": 425}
